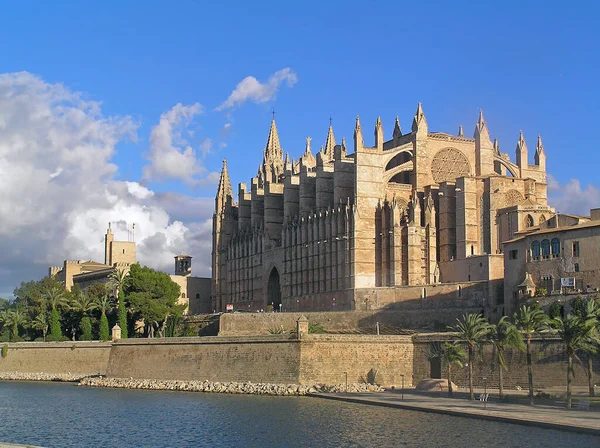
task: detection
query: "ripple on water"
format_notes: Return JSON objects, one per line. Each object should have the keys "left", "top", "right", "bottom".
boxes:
{"left": 0, "top": 381, "right": 598, "bottom": 448}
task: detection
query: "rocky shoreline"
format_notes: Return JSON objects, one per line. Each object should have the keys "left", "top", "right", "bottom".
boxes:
{"left": 78, "top": 376, "right": 386, "bottom": 395}
{"left": 0, "top": 371, "right": 90, "bottom": 382}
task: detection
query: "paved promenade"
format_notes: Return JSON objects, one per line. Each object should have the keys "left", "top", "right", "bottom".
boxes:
{"left": 310, "top": 390, "right": 600, "bottom": 435}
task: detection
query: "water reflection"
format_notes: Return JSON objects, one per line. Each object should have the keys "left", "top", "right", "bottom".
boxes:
{"left": 0, "top": 381, "right": 597, "bottom": 448}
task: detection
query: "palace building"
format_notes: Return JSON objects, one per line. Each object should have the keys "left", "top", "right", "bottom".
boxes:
{"left": 212, "top": 104, "right": 554, "bottom": 319}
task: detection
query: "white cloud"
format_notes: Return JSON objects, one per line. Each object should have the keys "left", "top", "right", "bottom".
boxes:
{"left": 221, "top": 122, "right": 232, "bottom": 137}
{"left": 143, "top": 103, "right": 206, "bottom": 185}
{"left": 215, "top": 68, "right": 298, "bottom": 111}
{"left": 200, "top": 138, "right": 213, "bottom": 157}
{"left": 547, "top": 174, "right": 600, "bottom": 215}
{"left": 0, "top": 72, "right": 214, "bottom": 298}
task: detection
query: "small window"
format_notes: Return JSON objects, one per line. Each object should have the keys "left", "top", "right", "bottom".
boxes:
{"left": 551, "top": 238, "right": 560, "bottom": 258}
{"left": 513, "top": 291, "right": 518, "bottom": 300}
{"left": 531, "top": 241, "right": 540, "bottom": 260}
{"left": 471, "top": 245, "right": 474, "bottom": 255}
{"left": 573, "top": 241, "right": 580, "bottom": 257}
{"left": 541, "top": 239, "right": 550, "bottom": 259}
{"left": 575, "top": 263, "right": 580, "bottom": 273}
{"left": 182, "top": 293, "right": 186, "bottom": 299}
{"left": 509, "top": 250, "right": 518, "bottom": 260}
{"left": 196, "top": 293, "right": 200, "bottom": 299}
{"left": 468, "top": 275, "right": 471, "bottom": 281}
{"left": 123, "top": 249, "right": 125, "bottom": 254}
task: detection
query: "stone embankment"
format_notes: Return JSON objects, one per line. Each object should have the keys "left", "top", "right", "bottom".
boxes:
{"left": 0, "top": 372, "right": 88, "bottom": 382}
{"left": 78, "top": 376, "right": 385, "bottom": 395}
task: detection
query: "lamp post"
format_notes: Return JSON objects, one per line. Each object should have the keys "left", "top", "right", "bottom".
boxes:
{"left": 483, "top": 376, "right": 487, "bottom": 410}
{"left": 401, "top": 374, "right": 405, "bottom": 400}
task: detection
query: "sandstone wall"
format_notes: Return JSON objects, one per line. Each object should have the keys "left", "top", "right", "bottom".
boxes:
{"left": 219, "top": 309, "right": 484, "bottom": 336}
{"left": 105, "top": 336, "right": 301, "bottom": 384}
{"left": 299, "top": 334, "right": 413, "bottom": 387}
{"left": 0, "top": 341, "right": 112, "bottom": 375}
{"left": 412, "top": 333, "right": 600, "bottom": 389}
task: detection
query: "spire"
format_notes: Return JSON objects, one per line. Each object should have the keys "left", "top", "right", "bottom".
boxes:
{"left": 474, "top": 109, "right": 490, "bottom": 140}
{"left": 393, "top": 116, "right": 402, "bottom": 139}
{"left": 300, "top": 136, "right": 316, "bottom": 170}
{"left": 374, "top": 116, "right": 383, "bottom": 150}
{"left": 323, "top": 118, "right": 336, "bottom": 161}
{"left": 493, "top": 138, "right": 500, "bottom": 154}
{"left": 107, "top": 222, "right": 112, "bottom": 234}
{"left": 536, "top": 134, "right": 544, "bottom": 154}
{"left": 216, "top": 158, "right": 233, "bottom": 210}
{"left": 264, "top": 118, "right": 282, "bottom": 160}
{"left": 535, "top": 134, "right": 546, "bottom": 168}
{"left": 516, "top": 130, "right": 528, "bottom": 170}
{"left": 411, "top": 103, "right": 428, "bottom": 133}
{"left": 354, "top": 116, "right": 364, "bottom": 152}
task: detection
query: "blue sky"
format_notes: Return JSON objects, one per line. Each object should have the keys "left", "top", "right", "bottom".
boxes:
{"left": 0, "top": 1, "right": 598, "bottom": 297}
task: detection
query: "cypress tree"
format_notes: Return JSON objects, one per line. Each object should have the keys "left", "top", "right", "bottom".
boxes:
{"left": 99, "top": 312, "right": 110, "bottom": 341}
{"left": 49, "top": 308, "right": 62, "bottom": 340}
{"left": 80, "top": 316, "right": 92, "bottom": 341}
{"left": 118, "top": 290, "right": 128, "bottom": 338}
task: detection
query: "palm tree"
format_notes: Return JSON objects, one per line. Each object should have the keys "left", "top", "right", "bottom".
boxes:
{"left": 573, "top": 298, "right": 599, "bottom": 397}
{"left": 70, "top": 292, "right": 98, "bottom": 341}
{"left": 5, "top": 308, "right": 28, "bottom": 340}
{"left": 43, "top": 286, "right": 68, "bottom": 311}
{"left": 429, "top": 342, "right": 466, "bottom": 398}
{"left": 551, "top": 313, "right": 599, "bottom": 408}
{"left": 0, "top": 309, "right": 9, "bottom": 333}
{"left": 514, "top": 304, "right": 549, "bottom": 405}
{"left": 451, "top": 313, "right": 490, "bottom": 400}
{"left": 108, "top": 269, "right": 129, "bottom": 300}
{"left": 489, "top": 316, "right": 525, "bottom": 398}
{"left": 32, "top": 313, "right": 49, "bottom": 342}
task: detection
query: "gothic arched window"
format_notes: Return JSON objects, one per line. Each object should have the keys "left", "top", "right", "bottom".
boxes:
{"left": 531, "top": 241, "right": 540, "bottom": 260}
{"left": 525, "top": 215, "right": 534, "bottom": 228}
{"left": 551, "top": 238, "right": 560, "bottom": 258}
{"left": 541, "top": 239, "right": 551, "bottom": 259}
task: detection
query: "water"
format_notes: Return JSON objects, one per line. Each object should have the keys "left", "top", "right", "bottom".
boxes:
{"left": 0, "top": 381, "right": 597, "bottom": 448}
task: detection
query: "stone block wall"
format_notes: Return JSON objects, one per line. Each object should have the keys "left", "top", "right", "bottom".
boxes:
{"left": 106, "top": 336, "right": 301, "bottom": 384}
{"left": 299, "top": 334, "right": 413, "bottom": 387}
{"left": 0, "top": 342, "right": 112, "bottom": 375}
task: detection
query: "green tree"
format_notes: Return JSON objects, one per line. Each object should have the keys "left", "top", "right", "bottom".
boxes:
{"left": 125, "top": 264, "right": 184, "bottom": 338}
{"left": 32, "top": 313, "right": 49, "bottom": 342}
{"left": 489, "top": 316, "right": 525, "bottom": 398}
{"left": 548, "top": 301, "right": 564, "bottom": 320}
{"left": 70, "top": 291, "right": 98, "bottom": 341}
{"left": 96, "top": 295, "right": 113, "bottom": 341}
{"left": 429, "top": 342, "right": 466, "bottom": 398}
{"left": 5, "top": 308, "right": 28, "bottom": 340}
{"left": 43, "top": 285, "right": 69, "bottom": 340}
{"left": 110, "top": 268, "right": 130, "bottom": 338}
{"left": 451, "top": 313, "right": 490, "bottom": 400}
{"left": 551, "top": 313, "right": 599, "bottom": 408}
{"left": 514, "top": 304, "right": 549, "bottom": 406}
{"left": 572, "top": 299, "right": 600, "bottom": 397}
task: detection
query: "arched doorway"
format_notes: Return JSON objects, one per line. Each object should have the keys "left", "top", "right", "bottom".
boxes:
{"left": 267, "top": 267, "right": 282, "bottom": 311}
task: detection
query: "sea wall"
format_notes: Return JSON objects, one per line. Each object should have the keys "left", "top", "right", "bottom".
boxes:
{"left": 0, "top": 341, "right": 111, "bottom": 376}
{"left": 412, "top": 333, "right": 600, "bottom": 389}
{"left": 299, "top": 335, "right": 414, "bottom": 386}
{"left": 105, "top": 336, "right": 301, "bottom": 384}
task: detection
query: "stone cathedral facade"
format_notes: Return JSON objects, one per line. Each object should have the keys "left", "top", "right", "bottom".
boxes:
{"left": 212, "top": 104, "right": 554, "bottom": 319}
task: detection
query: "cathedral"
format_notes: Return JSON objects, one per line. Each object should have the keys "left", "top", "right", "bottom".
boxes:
{"left": 211, "top": 104, "right": 554, "bottom": 318}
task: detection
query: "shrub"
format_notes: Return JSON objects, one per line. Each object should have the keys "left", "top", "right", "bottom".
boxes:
{"left": 268, "top": 326, "right": 286, "bottom": 334}
{"left": 549, "top": 301, "right": 563, "bottom": 319}
{"left": 117, "top": 291, "right": 128, "bottom": 339}
{"left": 308, "top": 323, "right": 326, "bottom": 334}
{"left": 79, "top": 316, "right": 92, "bottom": 341}
{"left": 1, "top": 344, "right": 7, "bottom": 358}
{"left": 535, "top": 288, "right": 548, "bottom": 297}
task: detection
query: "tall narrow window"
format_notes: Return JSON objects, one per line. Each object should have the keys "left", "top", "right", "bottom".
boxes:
{"left": 575, "top": 263, "right": 580, "bottom": 273}
{"left": 573, "top": 241, "right": 580, "bottom": 257}
{"left": 531, "top": 241, "right": 540, "bottom": 260}
{"left": 551, "top": 238, "right": 560, "bottom": 258}
{"left": 541, "top": 239, "right": 550, "bottom": 259}
{"left": 525, "top": 215, "right": 534, "bottom": 228}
